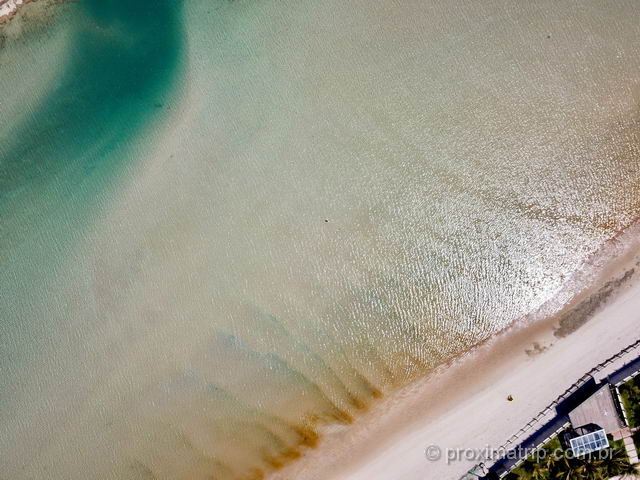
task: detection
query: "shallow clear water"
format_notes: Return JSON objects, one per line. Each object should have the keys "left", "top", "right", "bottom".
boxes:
{"left": 1, "top": 0, "right": 640, "bottom": 478}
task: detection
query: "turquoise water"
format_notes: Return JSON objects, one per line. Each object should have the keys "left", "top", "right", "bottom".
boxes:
{"left": 0, "top": 0, "right": 184, "bottom": 465}
{"left": 2, "top": 1, "right": 640, "bottom": 479}
{"left": 0, "top": 0, "right": 183, "bottom": 242}
{"left": 0, "top": 0, "right": 183, "bottom": 369}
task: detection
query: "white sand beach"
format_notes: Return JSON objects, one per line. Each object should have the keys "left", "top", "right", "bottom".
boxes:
{"left": 273, "top": 226, "right": 640, "bottom": 479}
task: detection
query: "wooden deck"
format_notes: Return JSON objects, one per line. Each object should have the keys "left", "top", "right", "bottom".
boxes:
{"left": 568, "top": 383, "right": 624, "bottom": 432}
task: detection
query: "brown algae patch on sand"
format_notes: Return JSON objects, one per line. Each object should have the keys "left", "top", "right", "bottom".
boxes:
{"left": 293, "top": 424, "right": 321, "bottom": 449}
{"left": 525, "top": 341, "right": 549, "bottom": 357}
{"left": 554, "top": 268, "right": 636, "bottom": 338}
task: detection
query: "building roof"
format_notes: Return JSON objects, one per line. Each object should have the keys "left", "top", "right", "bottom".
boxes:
{"left": 568, "top": 384, "right": 623, "bottom": 432}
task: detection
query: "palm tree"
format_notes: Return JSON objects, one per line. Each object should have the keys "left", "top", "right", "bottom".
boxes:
{"left": 529, "top": 460, "right": 549, "bottom": 480}
{"left": 549, "top": 452, "right": 580, "bottom": 480}
{"left": 580, "top": 457, "right": 606, "bottom": 480}
{"left": 516, "top": 457, "right": 546, "bottom": 480}
{"left": 542, "top": 450, "right": 561, "bottom": 476}
{"left": 604, "top": 445, "right": 639, "bottom": 478}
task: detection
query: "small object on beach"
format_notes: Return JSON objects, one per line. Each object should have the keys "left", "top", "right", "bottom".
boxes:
{"left": 507, "top": 394, "right": 514, "bottom": 402}
{"left": 546, "top": 34, "right": 551, "bottom": 39}
{"left": 324, "top": 219, "right": 329, "bottom": 223}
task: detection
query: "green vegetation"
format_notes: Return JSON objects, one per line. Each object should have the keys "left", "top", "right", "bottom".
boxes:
{"left": 619, "top": 375, "right": 640, "bottom": 428}
{"left": 504, "top": 436, "right": 637, "bottom": 480}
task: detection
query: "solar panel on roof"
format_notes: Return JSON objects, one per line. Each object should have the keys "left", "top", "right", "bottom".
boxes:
{"left": 569, "top": 429, "right": 609, "bottom": 457}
